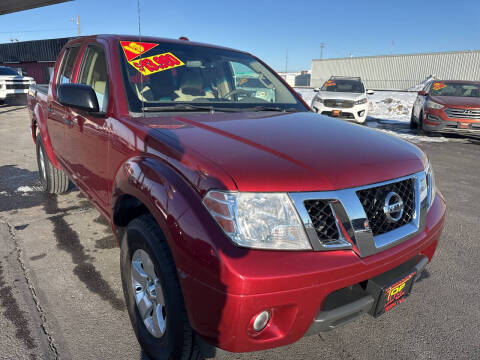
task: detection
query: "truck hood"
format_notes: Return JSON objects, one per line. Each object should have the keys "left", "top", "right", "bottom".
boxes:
{"left": 429, "top": 95, "right": 480, "bottom": 108}
{"left": 140, "top": 111, "right": 425, "bottom": 192}
{"left": 317, "top": 91, "right": 366, "bottom": 101}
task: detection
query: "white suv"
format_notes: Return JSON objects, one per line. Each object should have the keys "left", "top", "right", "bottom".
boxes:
{"left": 0, "top": 66, "right": 35, "bottom": 105}
{"left": 311, "top": 76, "right": 372, "bottom": 124}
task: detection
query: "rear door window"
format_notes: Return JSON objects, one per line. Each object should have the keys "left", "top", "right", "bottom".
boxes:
{"left": 56, "top": 46, "right": 80, "bottom": 85}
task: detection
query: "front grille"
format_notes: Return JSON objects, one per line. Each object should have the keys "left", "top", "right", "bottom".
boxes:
{"left": 6, "top": 84, "right": 29, "bottom": 90}
{"left": 356, "top": 178, "right": 415, "bottom": 236}
{"left": 445, "top": 107, "right": 480, "bottom": 120}
{"left": 323, "top": 99, "right": 354, "bottom": 108}
{"left": 322, "top": 111, "right": 355, "bottom": 119}
{"left": 304, "top": 200, "right": 340, "bottom": 244}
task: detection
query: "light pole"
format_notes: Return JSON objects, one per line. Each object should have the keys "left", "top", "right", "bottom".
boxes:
{"left": 70, "top": 15, "right": 81, "bottom": 36}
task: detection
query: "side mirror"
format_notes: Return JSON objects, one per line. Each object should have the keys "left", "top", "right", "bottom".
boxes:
{"left": 57, "top": 83, "right": 99, "bottom": 112}
{"left": 366, "top": 89, "right": 374, "bottom": 95}
{"left": 313, "top": 87, "right": 320, "bottom": 92}
{"left": 418, "top": 90, "right": 426, "bottom": 96}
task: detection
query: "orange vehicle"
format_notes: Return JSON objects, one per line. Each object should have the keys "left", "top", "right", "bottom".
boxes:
{"left": 411, "top": 80, "right": 480, "bottom": 134}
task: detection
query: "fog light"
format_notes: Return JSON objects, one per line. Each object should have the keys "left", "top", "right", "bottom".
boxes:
{"left": 359, "top": 110, "right": 365, "bottom": 117}
{"left": 252, "top": 310, "right": 271, "bottom": 332}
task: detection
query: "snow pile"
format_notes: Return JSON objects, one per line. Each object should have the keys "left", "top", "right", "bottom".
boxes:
{"left": 367, "top": 91, "right": 417, "bottom": 122}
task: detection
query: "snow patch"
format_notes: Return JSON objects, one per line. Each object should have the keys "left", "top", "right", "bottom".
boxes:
{"left": 15, "top": 185, "right": 41, "bottom": 194}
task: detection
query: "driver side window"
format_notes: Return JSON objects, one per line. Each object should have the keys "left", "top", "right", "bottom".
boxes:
{"left": 78, "top": 45, "right": 109, "bottom": 112}
{"left": 230, "top": 61, "right": 275, "bottom": 102}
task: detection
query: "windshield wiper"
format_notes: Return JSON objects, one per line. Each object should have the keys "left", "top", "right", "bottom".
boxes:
{"left": 142, "top": 104, "right": 238, "bottom": 113}
{"left": 245, "top": 106, "right": 302, "bottom": 113}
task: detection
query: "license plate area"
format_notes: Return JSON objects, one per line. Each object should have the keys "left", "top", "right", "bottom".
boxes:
{"left": 375, "top": 272, "right": 415, "bottom": 316}
{"left": 459, "top": 122, "right": 470, "bottom": 129}
{"left": 366, "top": 259, "right": 420, "bottom": 317}
{"left": 332, "top": 110, "right": 341, "bottom": 117}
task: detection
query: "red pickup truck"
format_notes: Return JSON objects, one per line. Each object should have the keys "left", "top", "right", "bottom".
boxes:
{"left": 28, "top": 35, "right": 446, "bottom": 359}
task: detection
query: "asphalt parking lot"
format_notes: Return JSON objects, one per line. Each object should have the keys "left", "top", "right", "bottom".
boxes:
{"left": 0, "top": 105, "right": 479, "bottom": 360}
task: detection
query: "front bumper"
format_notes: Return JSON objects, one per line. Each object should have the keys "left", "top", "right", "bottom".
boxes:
{"left": 424, "top": 108, "right": 480, "bottom": 133}
{"left": 0, "top": 88, "right": 29, "bottom": 99}
{"left": 185, "top": 193, "right": 446, "bottom": 353}
{"left": 312, "top": 100, "right": 368, "bottom": 123}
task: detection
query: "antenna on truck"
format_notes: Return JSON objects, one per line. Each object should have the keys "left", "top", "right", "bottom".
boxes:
{"left": 138, "top": 0, "right": 145, "bottom": 119}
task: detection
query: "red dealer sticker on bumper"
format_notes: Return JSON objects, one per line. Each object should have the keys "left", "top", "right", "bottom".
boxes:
{"left": 128, "top": 53, "right": 185, "bottom": 76}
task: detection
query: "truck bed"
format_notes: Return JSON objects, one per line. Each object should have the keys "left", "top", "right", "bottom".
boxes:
{"left": 29, "top": 84, "right": 48, "bottom": 95}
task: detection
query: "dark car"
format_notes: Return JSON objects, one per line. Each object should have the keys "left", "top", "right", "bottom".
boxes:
{"left": 411, "top": 80, "right": 480, "bottom": 134}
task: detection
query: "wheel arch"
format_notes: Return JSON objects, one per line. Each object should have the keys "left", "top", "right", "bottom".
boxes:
{"left": 34, "top": 102, "right": 61, "bottom": 169}
{"left": 111, "top": 155, "right": 228, "bottom": 337}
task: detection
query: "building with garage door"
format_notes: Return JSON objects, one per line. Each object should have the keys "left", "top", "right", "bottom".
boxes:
{"left": 0, "top": 37, "right": 72, "bottom": 84}
{"left": 311, "top": 50, "right": 480, "bottom": 90}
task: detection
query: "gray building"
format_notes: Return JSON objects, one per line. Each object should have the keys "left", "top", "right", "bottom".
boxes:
{"left": 311, "top": 50, "right": 480, "bottom": 90}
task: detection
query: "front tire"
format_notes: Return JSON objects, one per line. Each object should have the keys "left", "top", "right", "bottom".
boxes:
{"left": 120, "top": 215, "right": 200, "bottom": 360}
{"left": 36, "top": 137, "right": 69, "bottom": 194}
{"left": 415, "top": 111, "right": 429, "bottom": 136}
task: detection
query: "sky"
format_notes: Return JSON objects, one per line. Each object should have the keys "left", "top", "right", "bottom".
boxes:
{"left": 0, "top": 0, "right": 479, "bottom": 72}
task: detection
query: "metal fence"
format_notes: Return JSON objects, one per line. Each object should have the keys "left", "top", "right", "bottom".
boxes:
{"left": 311, "top": 50, "right": 480, "bottom": 90}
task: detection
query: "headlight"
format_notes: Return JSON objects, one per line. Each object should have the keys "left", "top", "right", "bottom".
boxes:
{"left": 203, "top": 191, "right": 312, "bottom": 250}
{"left": 420, "top": 161, "right": 436, "bottom": 211}
{"left": 355, "top": 97, "right": 368, "bottom": 105}
{"left": 426, "top": 100, "right": 443, "bottom": 109}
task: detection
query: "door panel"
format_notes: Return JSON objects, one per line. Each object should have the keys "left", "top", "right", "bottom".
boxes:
{"left": 63, "top": 44, "right": 110, "bottom": 207}
{"left": 46, "top": 46, "right": 80, "bottom": 162}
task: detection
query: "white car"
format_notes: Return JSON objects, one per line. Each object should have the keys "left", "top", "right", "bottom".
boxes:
{"left": 0, "top": 66, "right": 35, "bottom": 104}
{"left": 311, "top": 76, "right": 372, "bottom": 124}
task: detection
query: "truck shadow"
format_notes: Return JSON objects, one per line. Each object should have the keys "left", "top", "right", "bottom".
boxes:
{"left": 0, "top": 165, "right": 125, "bottom": 312}
{"left": 0, "top": 165, "right": 88, "bottom": 213}
{"left": 0, "top": 106, "right": 27, "bottom": 115}
{"left": 42, "top": 193, "right": 126, "bottom": 311}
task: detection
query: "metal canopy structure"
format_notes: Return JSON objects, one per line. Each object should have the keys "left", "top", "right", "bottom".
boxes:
{"left": 0, "top": 0, "right": 72, "bottom": 15}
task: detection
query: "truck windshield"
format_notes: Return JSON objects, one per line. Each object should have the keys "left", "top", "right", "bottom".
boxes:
{"left": 430, "top": 82, "right": 480, "bottom": 97}
{"left": 119, "top": 40, "right": 306, "bottom": 112}
{"left": 321, "top": 79, "right": 365, "bottom": 93}
{"left": 0, "top": 67, "right": 20, "bottom": 76}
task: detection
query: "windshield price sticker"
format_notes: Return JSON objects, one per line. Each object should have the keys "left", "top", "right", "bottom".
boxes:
{"left": 325, "top": 80, "right": 336, "bottom": 87}
{"left": 432, "top": 82, "right": 447, "bottom": 91}
{"left": 128, "top": 53, "right": 185, "bottom": 76}
{"left": 120, "top": 41, "right": 159, "bottom": 61}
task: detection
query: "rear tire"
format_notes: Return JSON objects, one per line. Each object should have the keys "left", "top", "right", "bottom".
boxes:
{"left": 120, "top": 215, "right": 201, "bottom": 360}
{"left": 410, "top": 111, "right": 417, "bottom": 130}
{"left": 36, "top": 138, "right": 70, "bottom": 194}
